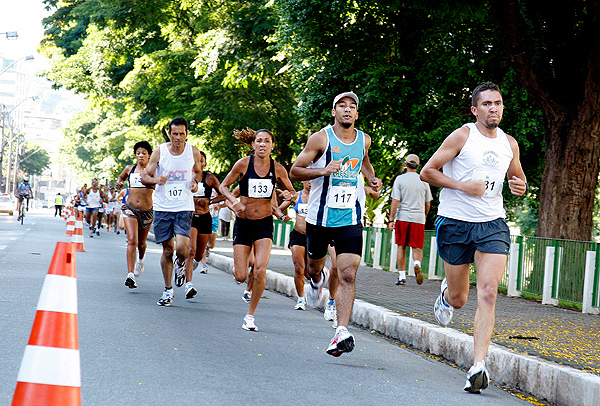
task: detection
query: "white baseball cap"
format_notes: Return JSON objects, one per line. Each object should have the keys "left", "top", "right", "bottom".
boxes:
{"left": 332, "top": 92, "right": 359, "bottom": 109}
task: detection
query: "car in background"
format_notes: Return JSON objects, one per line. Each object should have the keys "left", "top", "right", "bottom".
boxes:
{"left": 0, "top": 193, "right": 15, "bottom": 215}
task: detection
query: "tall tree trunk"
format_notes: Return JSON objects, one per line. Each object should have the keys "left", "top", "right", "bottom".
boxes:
{"left": 538, "top": 118, "right": 600, "bottom": 240}
{"left": 493, "top": 0, "right": 600, "bottom": 240}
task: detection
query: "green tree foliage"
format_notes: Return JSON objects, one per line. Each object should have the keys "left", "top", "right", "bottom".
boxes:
{"left": 19, "top": 144, "right": 51, "bottom": 176}
{"left": 45, "top": 1, "right": 600, "bottom": 239}
{"left": 274, "top": 0, "right": 545, "bottom": 228}
{"left": 42, "top": 0, "right": 304, "bottom": 181}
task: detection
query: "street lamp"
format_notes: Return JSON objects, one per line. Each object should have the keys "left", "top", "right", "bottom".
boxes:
{"left": 0, "top": 31, "right": 18, "bottom": 40}
{"left": 1, "top": 96, "right": 38, "bottom": 192}
{"left": 0, "top": 55, "right": 34, "bottom": 76}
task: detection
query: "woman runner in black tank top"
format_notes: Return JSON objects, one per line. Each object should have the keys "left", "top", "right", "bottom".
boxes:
{"left": 184, "top": 151, "right": 225, "bottom": 293}
{"left": 219, "top": 128, "right": 296, "bottom": 331}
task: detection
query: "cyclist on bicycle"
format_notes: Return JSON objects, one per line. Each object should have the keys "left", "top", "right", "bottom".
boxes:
{"left": 16, "top": 176, "right": 32, "bottom": 216}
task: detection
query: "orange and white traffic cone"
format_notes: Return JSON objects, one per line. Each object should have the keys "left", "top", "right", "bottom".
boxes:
{"left": 65, "top": 212, "right": 75, "bottom": 237}
{"left": 71, "top": 213, "right": 85, "bottom": 252}
{"left": 12, "top": 242, "right": 80, "bottom": 406}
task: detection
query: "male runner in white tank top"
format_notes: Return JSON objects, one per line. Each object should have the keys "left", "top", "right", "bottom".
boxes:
{"left": 141, "top": 117, "right": 204, "bottom": 306}
{"left": 420, "top": 82, "right": 527, "bottom": 394}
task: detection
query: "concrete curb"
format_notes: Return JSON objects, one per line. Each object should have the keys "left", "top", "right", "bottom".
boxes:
{"left": 208, "top": 252, "right": 600, "bottom": 406}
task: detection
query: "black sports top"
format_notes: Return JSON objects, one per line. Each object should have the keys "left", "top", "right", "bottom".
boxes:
{"left": 193, "top": 171, "right": 213, "bottom": 199}
{"left": 239, "top": 155, "right": 276, "bottom": 199}
{"left": 128, "top": 164, "right": 154, "bottom": 189}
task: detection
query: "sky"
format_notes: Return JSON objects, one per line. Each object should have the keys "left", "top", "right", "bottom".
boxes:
{"left": 0, "top": 0, "right": 83, "bottom": 127}
{"left": 0, "top": 0, "right": 48, "bottom": 67}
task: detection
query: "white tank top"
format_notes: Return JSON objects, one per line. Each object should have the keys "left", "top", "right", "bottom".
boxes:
{"left": 87, "top": 189, "right": 102, "bottom": 208}
{"left": 438, "top": 123, "right": 513, "bottom": 222}
{"left": 153, "top": 142, "right": 195, "bottom": 212}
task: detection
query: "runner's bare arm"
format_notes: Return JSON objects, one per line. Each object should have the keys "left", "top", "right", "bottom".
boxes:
{"left": 290, "top": 130, "right": 342, "bottom": 181}
{"left": 115, "top": 165, "right": 132, "bottom": 188}
{"left": 219, "top": 158, "right": 249, "bottom": 217}
{"left": 360, "top": 135, "right": 382, "bottom": 191}
{"left": 189, "top": 146, "right": 204, "bottom": 193}
{"left": 420, "top": 127, "right": 485, "bottom": 197}
{"left": 506, "top": 135, "right": 527, "bottom": 196}
{"left": 275, "top": 162, "right": 297, "bottom": 201}
{"left": 141, "top": 148, "right": 168, "bottom": 186}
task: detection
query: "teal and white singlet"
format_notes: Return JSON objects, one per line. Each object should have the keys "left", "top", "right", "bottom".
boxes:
{"left": 306, "top": 125, "right": 365, "bottom": 227}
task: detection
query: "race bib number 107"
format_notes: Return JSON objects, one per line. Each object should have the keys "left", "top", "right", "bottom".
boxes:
{"left": 165, "top": 182, "right": 186, "bottom": 200}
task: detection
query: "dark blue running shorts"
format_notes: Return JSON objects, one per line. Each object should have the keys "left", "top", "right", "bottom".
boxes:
{"left": 435, "top": 216, "right": 510, "bottom": 265}
{"left": 153, "top": 211, "right": 193, "bottom": 243}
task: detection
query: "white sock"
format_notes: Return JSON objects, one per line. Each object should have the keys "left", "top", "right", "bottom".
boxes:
{"left": 399, "top": 270, "right": 406, "bottom": 280}
{"left": 414, "top": 260, "right": 421, "bottom": 267}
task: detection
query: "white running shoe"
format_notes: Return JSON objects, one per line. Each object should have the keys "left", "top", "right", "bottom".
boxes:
{"left": 173, "top": 259, "right": 186, "bottom": 287}
{"left": 157, "top": 289, "right": 174, "bottom": 306}
{"left": 200, "top": 262, "right": 208, "bottom": 274}
{"left": 242, "top": 290, "right": 252, "bottom": 303}
{"left": 305, "top": 266, "right": 330, "bottom": 308}
{"left": 242, "top": 314, "right": 257, "bottom": 331}
{"left": 185, "top": 282, "right": 197, "bottom": 299}
{"left": 125, "top": 272, "right": 137, "bottom": 289}
{"left": 326, "top": 327, "right": 354, "bottom": 357}
{"left": 294, "top": 297, "right": 306, "bottom": 310}
{"left": 434, "top": 278, "right": 454, "bottom": 326}
{"left": 134, "top": 256, "right": 145, "bottom": 277}
{"left": 324, "top": 300, "right": 336, "bottom": 321}
{"left": 463, "top": 361, "right": 490, "bottom": 393}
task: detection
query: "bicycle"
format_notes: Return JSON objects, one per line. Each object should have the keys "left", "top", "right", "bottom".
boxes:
{"left": 17, "top": 194, "right": 29, "bottom": 225}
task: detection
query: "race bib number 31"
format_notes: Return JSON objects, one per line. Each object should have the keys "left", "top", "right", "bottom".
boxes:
{"left": 472, "top": 169, "right": 504, "bottom": 197}
{"left": 248, "top": 178, "right": 273, "bottom": 198}
{"left": 165, "top": 182, "right": 187, "bottom": 200}
{"left": 329, "top": 185, "right": 357, "bottom": 209}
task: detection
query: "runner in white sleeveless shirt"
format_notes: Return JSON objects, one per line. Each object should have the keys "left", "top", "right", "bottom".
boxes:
{"left": 421, "top": 82, "right": 527, "bottom": 394}
{"left": 141, "top": 117, "right": 204, "bottom": 306}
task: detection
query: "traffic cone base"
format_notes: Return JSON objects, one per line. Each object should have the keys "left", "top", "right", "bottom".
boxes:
{"left": 12, "top": 242, "right": 81, "bottom": 406}
{"left": 13, "top": 382, "right": 81, "bottom": 406}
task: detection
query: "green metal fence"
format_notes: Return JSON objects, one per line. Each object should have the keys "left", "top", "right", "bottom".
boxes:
{"left": 272, "top": 220, "right": 600, "bottom": 312}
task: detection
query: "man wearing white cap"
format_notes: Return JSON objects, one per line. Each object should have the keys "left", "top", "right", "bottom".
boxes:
{"left": 290, "top": 91, "right": 382, "bottom": 357}
{"left": 388, "top": 153, "right": 432, "bottom": 286}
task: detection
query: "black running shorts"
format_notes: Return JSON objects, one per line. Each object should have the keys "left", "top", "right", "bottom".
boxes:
{"left": 305, "top": 223, "right": 363, "bottom": 260}
{"left": 233, "top": 216, "right": 274, "bottom": 247}
{"left": 288, "top": 228, "right": 307, "bottom": 248}
{"left": 192, "top": 212, "right": 212, "bottom": 234}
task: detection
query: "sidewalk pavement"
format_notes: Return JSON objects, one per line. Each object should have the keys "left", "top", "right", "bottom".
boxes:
{"left": 207, "top": 238, "right": 600, "bottom": 406}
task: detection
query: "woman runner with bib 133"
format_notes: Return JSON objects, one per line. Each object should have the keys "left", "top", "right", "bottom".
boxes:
{"left": 219, "top": 128, "right": 296, "bottom": 331}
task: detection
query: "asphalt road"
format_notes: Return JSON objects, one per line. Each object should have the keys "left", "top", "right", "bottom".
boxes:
{"left": 0, "top": 210, "right": 532, "bottom": 405}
